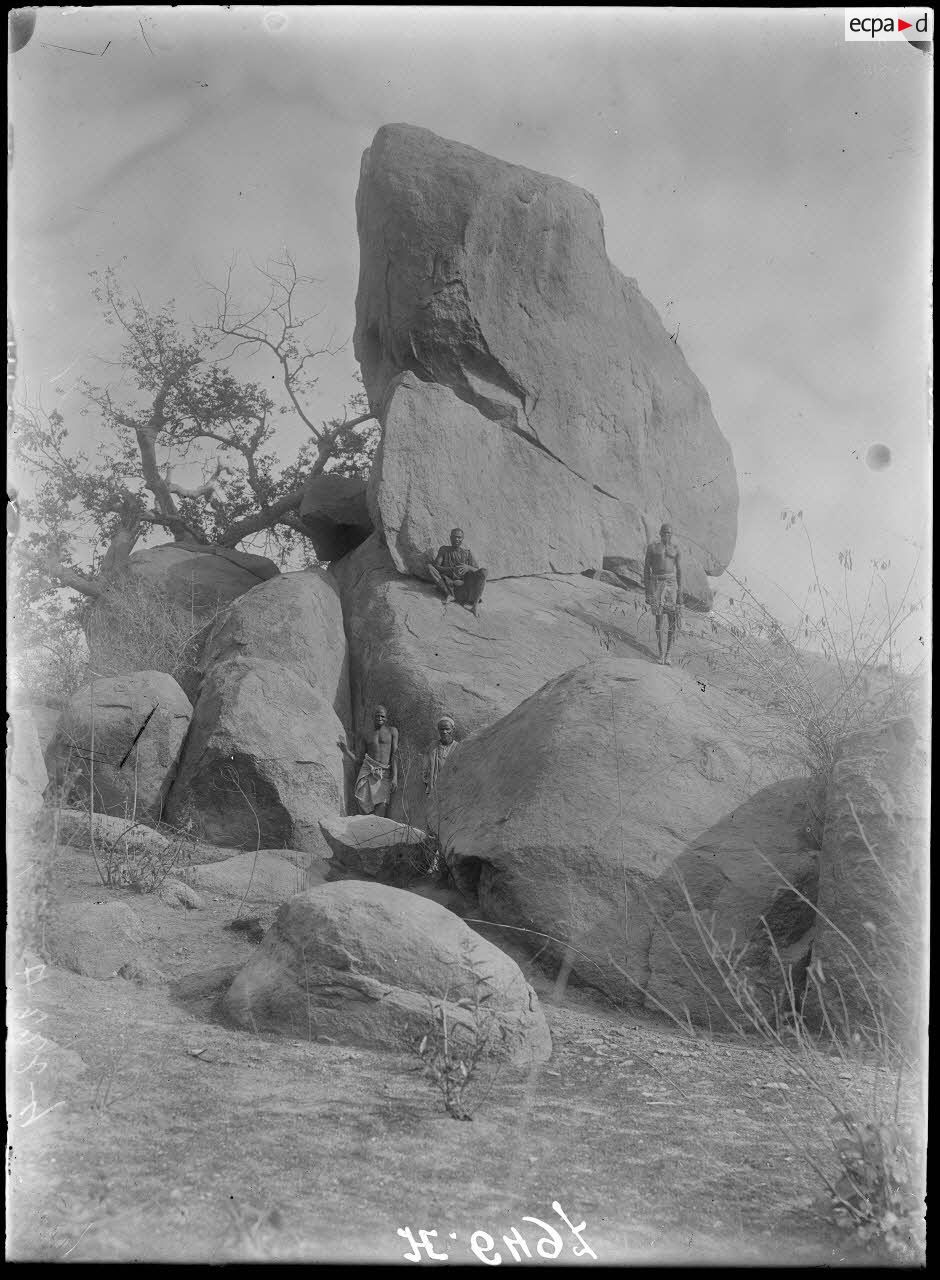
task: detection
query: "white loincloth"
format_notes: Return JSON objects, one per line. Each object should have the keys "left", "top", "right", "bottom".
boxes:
{"left": 650, "top": 575, "right": 680, "bottom": 616}
{"left": 354, "top": 753, "right": 391, "bottom": 812}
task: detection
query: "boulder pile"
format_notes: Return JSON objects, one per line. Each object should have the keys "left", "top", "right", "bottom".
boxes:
{"left": 24, "top": 127, "right": 915, "bottom": 1045}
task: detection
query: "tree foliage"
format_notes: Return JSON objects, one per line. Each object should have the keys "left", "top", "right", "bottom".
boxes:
{"left": 11, "top": 255, "right": 376, "bottom": 596}
{"left": 9, "top": 255, "right": 377, "bottom": 698}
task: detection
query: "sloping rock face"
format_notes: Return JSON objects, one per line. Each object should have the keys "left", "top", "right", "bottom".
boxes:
{"left": 299, "top": 473, "right": 373, "bottom": 562}
{"left": 334, "top": 534, "right": 654, "bottom": 828}
{"left": 45, "top": 901, "right": 149, "bottom": 978}
{"left": 165, "top": 658, "right": 345, "bottom": 856}
{"left": 46, "top": 673, "right": 192, "bottom": 821}
{"left": 434, "top": 657, "right": 815, "bottom": 1022}
{"left": 319, "top": 814, "right": 433, "bottom": 882}
{"left": 222, "top": 880, "right": 552, "bottom": 1066}
{"left": 180, "top": 850, "right": 322, "bottom": 905}
{"left": 354, "top": 123, "right": 737, "bottom": 584}
{"left": 200, "top": 570, "right": 350, "bottom": 725}
{"left": 811, "top": 717, "right": 928, "bottom": 1046}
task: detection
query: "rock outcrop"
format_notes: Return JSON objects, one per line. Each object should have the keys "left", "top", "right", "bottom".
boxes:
{"left": 318, "top": 814, "right": 434, "bottom": 882}
{"left": 299, "top": 473, "right": 373, "bottom": 562}
{"left": 165, "top": 658, "right": 346, "bottom": 856}
{"left": 434, "top": 657, "right": 815, "bottom": 1021}
{"left": 117, "top": 542, "right": 279, "bottom": 612}
{"left": 165, "top": 571, "right": 354, "bottom": 855}
{"left": 46, "top": 673, "right": 192, "bottom": 821}
{"left": 200, "top": 570, "right": 351, "bottom": 724}
{"left": 223, "top": 880, "right": 552, "bottom": 1066}
{"left": 334, "top": 534, "right": 657, "bottom": 828}
{"left": 354, "top": 123, "right": 737, "bottom": 586}
{"left": 45, "top": 901, "right": 149, "bottom": 978}
{"left": 811, "top": 717, "right": 928, "bottom": 1045}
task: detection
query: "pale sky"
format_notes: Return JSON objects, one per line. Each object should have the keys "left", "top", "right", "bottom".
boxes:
{"left": 9, "top": 6, "right": 933, "bottom": 665}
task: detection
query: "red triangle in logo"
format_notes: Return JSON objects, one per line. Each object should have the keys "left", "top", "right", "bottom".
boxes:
{"left": 898, "top": 18, "right": 912, "bottom": 30}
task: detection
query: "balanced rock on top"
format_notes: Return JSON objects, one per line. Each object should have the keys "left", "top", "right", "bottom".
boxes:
{"left": 354, "top": 123, "right": 738, "bottom": 587}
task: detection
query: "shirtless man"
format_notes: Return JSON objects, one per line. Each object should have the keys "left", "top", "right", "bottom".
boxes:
{"left": 426, "top": 528, "right": 487, "bottom": 616}
{"left": 644, "top": 522, "right": 683, "bottom": 665}
{"left": 337, "top": 704, "right": 399, "bottom": 817}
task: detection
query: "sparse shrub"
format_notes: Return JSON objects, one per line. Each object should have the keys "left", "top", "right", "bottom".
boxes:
{"left": 60, "top": 803, "right": 195, "bottom": 893}
{"left": 121, "top": 827, "right": 194, "bottom": 894}
{"left": 84, "top": 575, "right": 222, "bottom": 697}
{"left": 826, "top": 1113, "right": 924, "bottom": 1257}
{"left": 704, "top": 520, "right": 924, "bottom": 779}
{"left": 8, "top": 622, "right": 88, "bottom": 707}
{"left": 657, "top": 861, "right": 926, "bottom": 1260}
{"left": 415, "top": 972, "right": 504, "bottom": 1121}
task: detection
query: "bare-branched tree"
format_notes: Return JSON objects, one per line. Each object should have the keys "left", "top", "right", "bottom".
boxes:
{"left": 11, "top": 256, "right": 378, "bottom": 606}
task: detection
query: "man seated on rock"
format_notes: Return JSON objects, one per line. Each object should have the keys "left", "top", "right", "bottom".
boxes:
{"left": 426, "top": 528, "right": 487, "bottom": 616}
{"left": 337, "top": 704, "right": 398, "bottom": 817}
{"left": 644, "top": 522, "right": 683, "bottom": 666}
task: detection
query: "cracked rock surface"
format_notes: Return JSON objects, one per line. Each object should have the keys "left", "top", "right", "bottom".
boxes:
{"left": 354, "top": 123, "right": 738, "bottom": 586}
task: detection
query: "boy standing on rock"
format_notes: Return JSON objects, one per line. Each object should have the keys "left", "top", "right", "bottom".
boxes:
{"left": 337, "top": 705, "right": 399, "bottom": 817}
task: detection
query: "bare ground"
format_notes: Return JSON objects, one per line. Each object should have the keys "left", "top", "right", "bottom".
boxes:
{"left": 7, "top": 844, "right": 923, "bottom": 1266}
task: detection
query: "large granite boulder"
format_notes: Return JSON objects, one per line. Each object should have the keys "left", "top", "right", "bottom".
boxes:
{"left": 45, "top": 672, "right": 192, "bottom": 822}
{"left": 299, "top": 472, "right": 373, "bottom": 562}
{"left": 811, "top": 717, "right": 928, "bottom": 1045}
{"left": 165, "top": 658, "right": 345, "bottom": 856}
{"left": 201, "top": 570, "right": 350, "bottom": 726}
{"left": 354, "top": 123, "right": 737, "bottom": 584}
{"left": 318, "top": 814, "right": 434, "bottom": 882}
{"left": 223, "top": 880, "right": 552, "bottom": 1066}
{"left": 333, "top": 534, "right": 654, "bottom": 827}
{"left": 119, "top": 541, "right": 279, "bottom": 612}
{"left": 434, "top": 657, "right": 816, "bottom": 1023}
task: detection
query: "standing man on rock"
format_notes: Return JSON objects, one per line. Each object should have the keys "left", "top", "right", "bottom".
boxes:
{"left": 337, "top": 704, "right": 398, "bottom": 817}
{"left": 426, "top": 528, "right": 487, "bottom": 616}
{"left": 421, "top": 714, "right": 460, "bottom": 874}
{"left": 644, "top": 522, "right": 683, "bottom": 665}
{"left": 423, "top": 715, "right": 460, "bottom": 796}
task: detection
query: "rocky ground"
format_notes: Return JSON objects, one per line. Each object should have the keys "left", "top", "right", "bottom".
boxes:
{"left": 7, "top": 841, "right": 919, "bottom": 1266}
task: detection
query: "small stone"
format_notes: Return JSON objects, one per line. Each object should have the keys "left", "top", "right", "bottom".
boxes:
{"left": 159, "top": 878, "right": 204, "bottom": 910}
{"left": 117, "top": 956, "right": 168, "bottom": 985}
